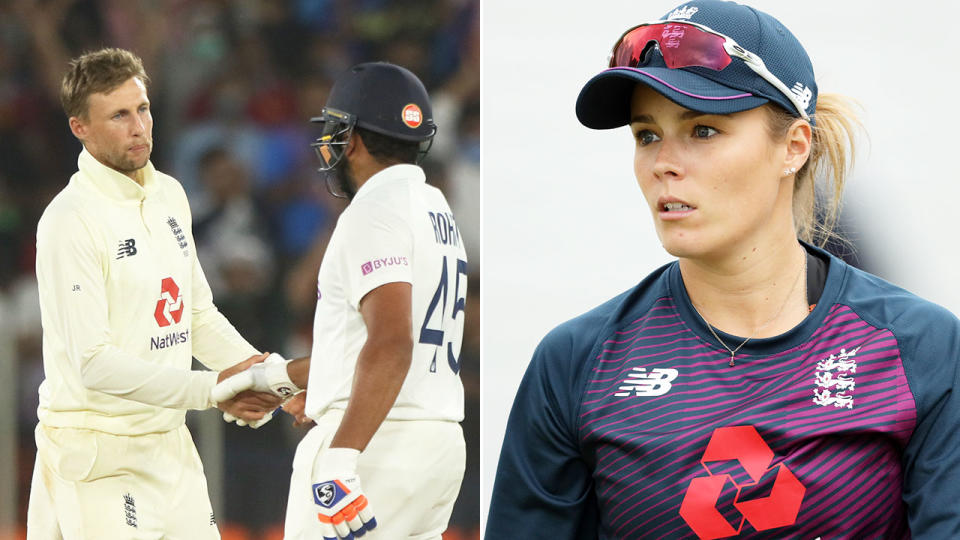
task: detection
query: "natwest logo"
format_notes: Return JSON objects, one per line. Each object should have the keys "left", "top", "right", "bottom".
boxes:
{"left": 154, "top": 277, "right": 184, "bottom": 327}
{"left": 679, "top": 426, "right": 805, "bottom": 539}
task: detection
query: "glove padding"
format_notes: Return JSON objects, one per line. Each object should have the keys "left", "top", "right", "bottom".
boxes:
{"left": 312, "top": 448, "right": 377, "bottom": 539}
{"left": 222, "top": 409, "right": 275, "bottom": 429}
{"left": 211, "top": 353, "right": 300, "bottom": 403}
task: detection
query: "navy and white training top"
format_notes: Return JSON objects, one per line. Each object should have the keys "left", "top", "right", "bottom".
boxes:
{"left": 486, "top": 245, "right": 960, "bottom": 539}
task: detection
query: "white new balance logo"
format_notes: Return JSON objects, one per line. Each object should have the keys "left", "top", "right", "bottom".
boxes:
{"left": 667, "top": 6, "right": 698, "bottom": 20}
{"left": 791, "top": 82, "right": 813, "bottom": 111}
{"left": 614, "top": 367, "right": 679, "bottom": 397}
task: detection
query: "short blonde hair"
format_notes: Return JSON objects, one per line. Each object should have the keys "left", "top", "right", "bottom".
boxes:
{"left": 60, "top": 48, "right": 150, "bottom": 120}
{"left": 764, "top": 94, "right": 862, "bottom": 247}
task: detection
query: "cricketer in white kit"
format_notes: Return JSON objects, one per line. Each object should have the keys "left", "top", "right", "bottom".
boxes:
{"left": 288, "top": 159, "right": 468, "bottom": 539}
{"left": 212, "top": 62, "right": 468, "bottom": 540}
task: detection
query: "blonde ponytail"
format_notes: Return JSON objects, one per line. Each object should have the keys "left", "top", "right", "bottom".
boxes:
{"left": 766, "top": 94, "right": 863, "bottom": 247}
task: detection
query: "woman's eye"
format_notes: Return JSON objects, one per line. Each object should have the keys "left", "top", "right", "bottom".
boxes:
{"left": 635, "top": 129, "right": 661, "bottom": 146}
{"left": 693, "top": 125, "right": 718, "bottom": 138}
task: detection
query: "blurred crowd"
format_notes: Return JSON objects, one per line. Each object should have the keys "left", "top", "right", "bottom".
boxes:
{"left": 0, "top": 0, "right": 480, "bottom": 538}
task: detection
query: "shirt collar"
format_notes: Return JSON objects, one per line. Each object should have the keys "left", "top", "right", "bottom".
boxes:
{"left": 76, "top": 147, "right": 160, "bottom": 202}
{"left": 351, "top": 163, "right": 425, "bottom": 202}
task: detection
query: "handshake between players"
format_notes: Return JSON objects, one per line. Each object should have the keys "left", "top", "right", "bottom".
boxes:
{"left": 212, "top": 355, "right": 378, "bottom": 540}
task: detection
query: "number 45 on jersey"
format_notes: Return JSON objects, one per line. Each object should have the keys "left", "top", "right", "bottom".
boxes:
{"left": 419, "top": 256, "right": 467, "bottom": 374}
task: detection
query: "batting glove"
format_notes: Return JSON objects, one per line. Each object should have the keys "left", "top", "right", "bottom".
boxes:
{"left": 211, "top": 353, "right": 301, "bottom": 403}
{"left": 222, "top": 409, "right": 276, "bottom": 429}
{"left": 312, "top": 448, "right": 377, "bottom": 539}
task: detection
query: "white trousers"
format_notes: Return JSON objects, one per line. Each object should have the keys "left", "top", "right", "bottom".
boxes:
{"left": 284, "top": 410, "right": 465, "bottom": 540}
{"left": 27, "top": 423, "right": 219, "bottom": 540}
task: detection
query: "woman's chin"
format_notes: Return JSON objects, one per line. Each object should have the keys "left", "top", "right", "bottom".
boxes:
{"left": 657, "top": 232, "right": 707, "bottom": 260}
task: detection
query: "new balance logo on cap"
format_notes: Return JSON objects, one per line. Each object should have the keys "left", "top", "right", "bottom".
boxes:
{"left": 667, "top": 5, "right": 698, "bottom": 20}
{"left": 791, "top": 82, "right": 813, "bottom": 111}
{"left": 614, "top": 367, "right": 679, "bottom": 397}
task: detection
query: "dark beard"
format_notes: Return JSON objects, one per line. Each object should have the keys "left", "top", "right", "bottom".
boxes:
{"left": 337, "top": 154, "right": 358, "bottom": 200}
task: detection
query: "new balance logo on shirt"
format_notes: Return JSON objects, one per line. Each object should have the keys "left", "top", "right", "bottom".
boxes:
{"left": 116, "top": 239, "right": 137, "bottom": 259}
{"left": 614, "top": 367, "right": 679, "bottom": 397}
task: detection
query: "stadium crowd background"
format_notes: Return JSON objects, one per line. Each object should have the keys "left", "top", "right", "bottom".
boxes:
{"left": 0, "top": 0, "right": 480, "bottom": 538}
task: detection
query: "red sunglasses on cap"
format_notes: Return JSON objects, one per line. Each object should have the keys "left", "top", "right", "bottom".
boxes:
{"left": 609, "top": 20, "right": 810, "bottom": 120}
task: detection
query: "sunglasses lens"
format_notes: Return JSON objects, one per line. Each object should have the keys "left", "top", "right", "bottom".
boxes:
{"left": 612, "top": 23, "right": 732, "bottom": 71}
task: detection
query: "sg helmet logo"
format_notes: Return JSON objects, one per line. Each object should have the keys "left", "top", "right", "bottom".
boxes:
{"left": 402, "top": 104, "right": 423, "bottom": 128}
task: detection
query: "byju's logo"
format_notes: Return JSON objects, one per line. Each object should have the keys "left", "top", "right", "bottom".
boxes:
{"left": 116, "top": 239, "right": 137, "bottom": 259}
{"left": 613, "top": 367, "right": 678, "bottom": 397}
{"left": 154, "top": 277, "right": 184, "bottom": 327}
{"left": 680, "top": 426, "right": 806, "bottom": 539}
{"left": 360, "top": 256, "right": 409, "bottom": 276}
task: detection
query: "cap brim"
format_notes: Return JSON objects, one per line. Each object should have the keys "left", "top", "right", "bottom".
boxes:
{"left": 576, "top": 67, "right": 769, "bottom": 129}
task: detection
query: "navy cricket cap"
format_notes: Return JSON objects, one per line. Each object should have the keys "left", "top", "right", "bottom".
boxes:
{"left": 576, "top": 0, "right": 817, "bottom": 129}
{"left": 323, "top": 62, "right": 436, "bottom": 142}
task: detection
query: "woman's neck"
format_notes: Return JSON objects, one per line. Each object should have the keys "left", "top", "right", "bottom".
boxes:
{"left": 680, "top": 239, "right": 809, "bottom": 339}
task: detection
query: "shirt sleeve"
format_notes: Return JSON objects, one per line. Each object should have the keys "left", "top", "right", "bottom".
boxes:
{"left": 337, "top": 202, "right": 414, "bottom": 309}
{"left": 900, "top": 305, "right": 960, "bottom": 538}
{"left": 36, "top": 208, "right": 218, "bottom": 410}
{"left": 486, "top": 323, "right": 600, "bottom": 539}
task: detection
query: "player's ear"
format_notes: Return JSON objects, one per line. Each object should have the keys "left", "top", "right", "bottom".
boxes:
{"left": 69, "top": 116, "right": 88, "bottom": 141}
{"left": 782, "top": 118, "right": 811, "bottom": 173}
{"left": 347, "top": 130, "right": 366, "bottom": 157}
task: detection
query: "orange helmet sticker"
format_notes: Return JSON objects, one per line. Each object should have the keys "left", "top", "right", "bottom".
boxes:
{"left": 402, "top": 103, "right": 423, "bottom": 128}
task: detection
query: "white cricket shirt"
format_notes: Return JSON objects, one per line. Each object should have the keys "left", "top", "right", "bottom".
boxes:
{"left": 35, "top": 149, "right": 259, "bottom": 435}
{"left": 305, "top": 164, "right": 467, "bottom": 422}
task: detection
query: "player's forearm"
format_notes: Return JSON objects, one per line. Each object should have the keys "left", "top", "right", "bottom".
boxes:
{"left": 330, "top": 338, "right": 412, "bottom": 451}
{"left": 81, "top": 343, "right": 219, "bottom": 409}
{"left": 286, "top": 356, "right": 311, "bottom": 389}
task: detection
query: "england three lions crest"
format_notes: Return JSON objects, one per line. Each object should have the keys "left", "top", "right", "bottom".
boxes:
{"left": 812, "top": 347, "right": 860, "bottom": 409}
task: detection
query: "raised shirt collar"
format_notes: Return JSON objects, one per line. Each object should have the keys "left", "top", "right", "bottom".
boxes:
{"left": 351, "top": 163, "right": 425, "bottom": 202}
{"left": 76, "top": 147, "right": 159, "bottom": 202}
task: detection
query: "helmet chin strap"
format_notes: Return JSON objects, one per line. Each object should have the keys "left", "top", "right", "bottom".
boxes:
{"left": 322, "top": 149, "right": 358, "bottom": 200}
{"left": 324, "top": 172, "right": 348, "bottom": 199}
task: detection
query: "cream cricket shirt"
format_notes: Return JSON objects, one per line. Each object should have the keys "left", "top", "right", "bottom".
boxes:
{"left": 306, "top": 164, "right": 467, "bottom": 422}
{"left": 35, "top": 149, "right": 259, "bottom": 435}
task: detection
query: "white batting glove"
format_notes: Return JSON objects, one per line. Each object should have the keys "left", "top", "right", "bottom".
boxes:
{"left": 312, "top": 448, "right": 377, "bottom": 539}
{"left": 222, "top": 409, "right": 275, "bottom": 429}
{"left": 211, "top": 353, "right": 301, "bottom": 403}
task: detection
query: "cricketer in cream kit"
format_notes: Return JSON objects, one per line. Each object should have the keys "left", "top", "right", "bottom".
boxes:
{"left": 305, "top": 163, "right": 467, "bottom": 423}
{"left": 28, "top": 147, "right": 261, "bottom": 539}
{"left": 35, "top": 148, "right": 259, "bottom": 435}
